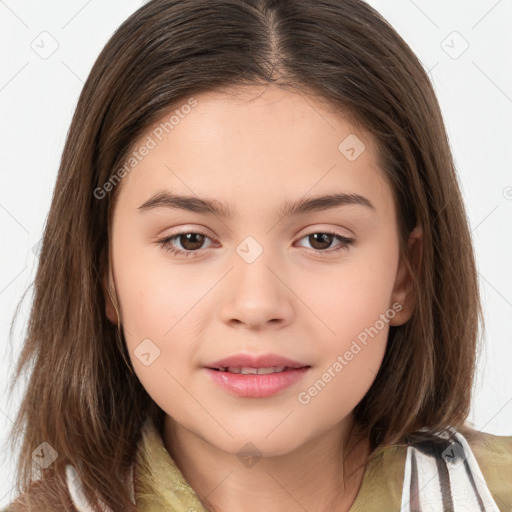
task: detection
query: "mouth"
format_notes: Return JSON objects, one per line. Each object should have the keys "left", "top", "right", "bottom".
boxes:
{"left": 208, "top": 365, "right": 310, "bottom": 374}
{"left": 204, "top": 365, "right": 311, "bottom": 398}
{"left": 204, "top": 352, "right": 309, "bottom": 371}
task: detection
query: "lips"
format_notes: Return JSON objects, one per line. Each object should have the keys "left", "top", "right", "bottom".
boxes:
{"left": 216, "top": 366, "right": 289, "bottom": 374}
{"left": 205, "top": 352, "right": 309, "bottom": 371}
{"left": 203, "top": 353, "right": 311, "bottom": 398}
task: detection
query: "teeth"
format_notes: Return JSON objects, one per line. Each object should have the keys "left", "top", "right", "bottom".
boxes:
{"left": 217, "top": 366, "right": 288, "bottom": 374}
{"left": 255, "top": 366, "right": 286, "bottom": 374}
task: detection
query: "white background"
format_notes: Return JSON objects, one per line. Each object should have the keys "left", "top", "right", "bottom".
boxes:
{"left": 1, "top": 0, "right": 511, "bottom": 506}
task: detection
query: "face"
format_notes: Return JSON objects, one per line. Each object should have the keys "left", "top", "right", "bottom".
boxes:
{"left": 105, "top": 84, "right": 419, "bottom": 457}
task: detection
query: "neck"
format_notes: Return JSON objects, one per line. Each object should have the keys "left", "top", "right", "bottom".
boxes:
{"left": 162, "top": 414, "right": 371, "bottom": 512}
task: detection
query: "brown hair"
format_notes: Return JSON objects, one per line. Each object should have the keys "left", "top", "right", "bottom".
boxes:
{"left": 5, "top": 0, "right": 482, "bottom": 510}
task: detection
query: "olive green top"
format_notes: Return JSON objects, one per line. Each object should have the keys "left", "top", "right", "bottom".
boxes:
{"left": 134, "top": 420, "right": 512, "bottom": 511}
{"left": 3, "top": 420, "right": 511, "bottom": 511}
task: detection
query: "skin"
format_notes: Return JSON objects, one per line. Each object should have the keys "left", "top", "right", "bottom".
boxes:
{"left": 104, "top": 84, "right": 422, "bottom": 511}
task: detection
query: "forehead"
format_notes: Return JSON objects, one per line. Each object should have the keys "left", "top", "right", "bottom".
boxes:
{"left": 113, "top": 84, "right": 392, "bottom": 219}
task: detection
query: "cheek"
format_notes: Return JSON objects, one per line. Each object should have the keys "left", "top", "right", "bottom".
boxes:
{"left": 295, "top": 244, "right": 399, "bottom": 401}
{"left": 113, "top": 251, "right": 211, "bottom": 389}
{"left": 112, "top": 256, "right": 202, "bottom": 418}
{"left": 297, "top": 283, "right": 392, "bottom": 422}
{"left": 305, "top": 250, "right": 399, "bottom": 343}
{"left": 115, "top": 271, "right": 168, "bottom": 339}
{"left": 114, "top": 246, "right": 209, "bottom": 339}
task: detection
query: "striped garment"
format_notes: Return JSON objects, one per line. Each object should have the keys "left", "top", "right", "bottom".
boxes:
{"left": 400, "top": 427, "right": 503, "bottom": 511}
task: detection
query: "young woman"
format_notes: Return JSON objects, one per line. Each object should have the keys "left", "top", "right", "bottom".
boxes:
{"left": 3, "top": 0, "right": 511, "bottom": 511}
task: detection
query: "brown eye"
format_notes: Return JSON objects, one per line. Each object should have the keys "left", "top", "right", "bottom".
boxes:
{"left": 177, "top": 233, "right": 206, "bottom": 251}
{"left": 296, "top": 231, "right": 354, "bottom": 255}
{"left": 157, "top": 231, "right": 215, "bottom": 258}
{"left": 307, "top": 233, "right": 335, "bottom": 250}
{"left": 158, "top": 230, "right": 354, "bottom": 259}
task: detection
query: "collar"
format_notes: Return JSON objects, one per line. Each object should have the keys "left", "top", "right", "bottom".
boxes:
{"left": 65, "top": 416, "right": 206, "bottom": 512}
{"left": 65, "top": 419, "right": 500, "bottom": 512}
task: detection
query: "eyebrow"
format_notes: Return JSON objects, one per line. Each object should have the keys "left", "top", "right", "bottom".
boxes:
{"left": 137, "top": 190, "right": 375, "bottom": 218}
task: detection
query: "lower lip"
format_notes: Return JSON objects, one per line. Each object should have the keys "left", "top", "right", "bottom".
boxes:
{"left": 204, "top": 367, "right": 310, "bottom": 398}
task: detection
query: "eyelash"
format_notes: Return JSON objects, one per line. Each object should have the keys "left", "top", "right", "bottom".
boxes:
{"left": 156, "top": 230, "right": 354, "bottom": 258}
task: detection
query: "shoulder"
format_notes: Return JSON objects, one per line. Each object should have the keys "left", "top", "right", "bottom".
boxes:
{"left": 1, "top": 479, "right": 78, "bottom": 512}
{"left": 460, "top": 426, "right": 512, "bottom": 512}
{"left": 1, "top": 482, "right": 40, "bottom": 512}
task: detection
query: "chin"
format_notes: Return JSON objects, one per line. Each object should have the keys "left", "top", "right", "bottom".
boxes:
{"left": 208, "top": 430, "right": 305, "bottom": 459}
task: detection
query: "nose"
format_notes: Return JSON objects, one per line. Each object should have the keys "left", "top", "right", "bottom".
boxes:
{"left": 218, "top": 246, "right": 294, "bottom": 330}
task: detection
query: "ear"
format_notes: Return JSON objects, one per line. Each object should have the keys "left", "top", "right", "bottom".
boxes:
{"left": 389, "top": 225, "right": 422, "bottom": 326}
{"left": 100, "top": 250, "right": 120, "bottom": 325}
{"left": 102, "top": 273, "right": 119, "bottom": 325}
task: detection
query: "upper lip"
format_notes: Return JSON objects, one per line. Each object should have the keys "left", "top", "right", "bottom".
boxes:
{"left": 204, "top": 353, "right": 310, "bottom": 369}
